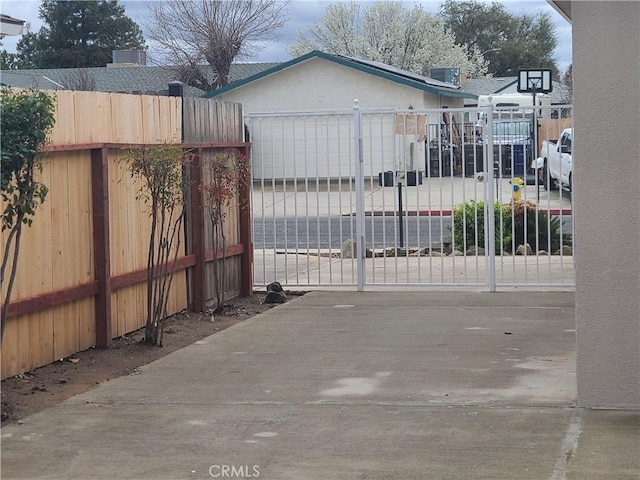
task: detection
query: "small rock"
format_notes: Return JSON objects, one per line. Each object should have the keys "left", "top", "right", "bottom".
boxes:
{"left": 341, "top": 239, "right": 372, "bottom": 258}
{"left": 466, "top": 246, "right": 485, "bottom": 256}
{"left": 451, "top": 250, "right": 464, "bottom": 256}
{"left": 384, "top": 247, "right": 412, "bottom": 257}
{"left": 266, "top": 281, "right": 283, "bottom": 292}
{"left": 59, "top": 378, "right": 69, "bottom": 384}
{"left": 264, "top": 291, "right": 286, "bottom": 304}
{"left": 538, "top": 250, "right": 549, "bottom": 255}
{"left": 516, "top": 244, "right": 533, "bottom": 255}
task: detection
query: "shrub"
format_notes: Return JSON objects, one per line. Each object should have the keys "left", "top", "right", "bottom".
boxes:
{"left": 451, "top": 200, "right": 510, "bottom": 253}
{"left": 508, "top": 199, "right": 571, "bottom": 253}
{"left": 451, "top": 199, "right": 572, "bottom": 254}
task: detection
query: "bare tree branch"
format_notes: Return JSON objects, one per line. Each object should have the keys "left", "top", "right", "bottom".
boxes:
{"left": 61, "top": 69, "right": 97, "bottom": 91}
{"left": 145, "top": 0, "right": 290, "bottom": 90}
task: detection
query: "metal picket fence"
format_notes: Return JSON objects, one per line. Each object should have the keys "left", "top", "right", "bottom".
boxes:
{"left": 248, "top": 102, "right": 575, "bottom": 290}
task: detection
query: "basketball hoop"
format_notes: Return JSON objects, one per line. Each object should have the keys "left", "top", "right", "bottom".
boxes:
{"left": 517, "top": 69, "right": 553, "bottom": 94}
{"left": 517, "top": 69, "right": 552, "bottom": 173}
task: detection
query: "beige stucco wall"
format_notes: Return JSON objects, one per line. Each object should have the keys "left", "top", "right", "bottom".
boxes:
{"left": 215, "top": 57, "right": 463, "bottom": 112}
{"left": 573, "top": 1, "right": 640, "bottom": 408}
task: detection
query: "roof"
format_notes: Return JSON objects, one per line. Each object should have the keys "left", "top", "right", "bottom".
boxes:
{"left": 548, "top": 0, "right": 572, "bottom": 22}
{"left": 462, "top": 76, "right": 519, "bottom": 96}
{"left": 203, "top": 50, "right": 477, "bottom": 100}
{"left": 462, "top": 76, "right": 570, "bottom": 104}
{"left": 0, "top": 63, "right": 279, "bottom": 96}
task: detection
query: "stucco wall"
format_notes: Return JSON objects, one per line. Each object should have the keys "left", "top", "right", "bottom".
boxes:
{"left": 573, "top": 1, "right": 640, "bottom": 408}
{"left": 216, "top": 57, "right": 461, "bottom": 112}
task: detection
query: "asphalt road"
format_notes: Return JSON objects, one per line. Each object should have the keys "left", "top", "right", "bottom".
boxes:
{"left": 253, "top": 215, "right": 573, "bottom": 250}
{"left": 254, "top": 215, "right": 448, "bottom": 249}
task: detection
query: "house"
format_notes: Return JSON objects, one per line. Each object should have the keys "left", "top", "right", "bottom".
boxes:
{"left": 547, "top": 0, "right": 639, "bottom": 410}
{"left": 204, "top": 50, "right": 474, "bottom": 111}
{"left": 0, "top": 60, "right": 278, "bottom": 97}
{"left": 0, "top": 14, "right": 28, "bottom": 38}
{"left": 203, "top": 50, "right": 477, "bottom": 180}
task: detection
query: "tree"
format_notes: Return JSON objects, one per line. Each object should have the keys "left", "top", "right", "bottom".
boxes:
{"left": 439, "top": 0, "right": 558, "bottom": 77}
{"left": 12, "top": 0, "right": 145, "bottom": 69}
{"left": 559, "top": 64, "right": 573, "bottom": 102}
{"left": 61, "top": 69, "right": 97, "bottom": 91}
{"left": 122, "top": 143, "right": 191, "bottom": 346}
{"left": 201, "top": 149, "right": 250, "bottom": 311}
{"left": 288, "top": 1, "right": 488, "bottom": 79}
{"left": 0, "top": 41, "right": 20, "bottom": 70}
{"left": 145, "top": 0, "right": 290, "bottom": 91}
{"left": 1, "top": 88, "right": 56, "bottom": 343}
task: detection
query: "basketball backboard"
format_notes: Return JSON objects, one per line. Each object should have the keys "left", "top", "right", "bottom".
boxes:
{"left": 517, "top": 69, "right": 553, "bottom": 93}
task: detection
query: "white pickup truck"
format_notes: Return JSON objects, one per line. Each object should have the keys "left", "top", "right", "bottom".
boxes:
{"left": 536, "top": 128, "right": 573, "bottom": 191}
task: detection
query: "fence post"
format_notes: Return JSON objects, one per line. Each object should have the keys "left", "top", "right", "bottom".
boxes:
{"left": 484, "top": 101, "right": 497, "bottom": 292}
{"left": 239, "top": 144, "right": 253, "bottom": 296}
{"left": 91, "top": 147, "right": 112, "bottom": 347}
{"left": 190, "top": 147, "right": 207, "bottom": 312}
{"left": 353, "top": 100, "right": 365, "bottom": 292}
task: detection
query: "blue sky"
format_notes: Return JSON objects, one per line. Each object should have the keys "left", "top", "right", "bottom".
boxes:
{"left": 1, "top": 0, "right": 573, "bottom": 72}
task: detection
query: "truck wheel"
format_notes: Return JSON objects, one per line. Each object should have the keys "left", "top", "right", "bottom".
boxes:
{"left": 568, "top": 174, "right": 573, "bottom": 193}
{"left": 542, "top": 164, "right": 549, "bottom": 190}
{"left": 542, "top": 163, "right": 558, "bottom": 191}
{"left": 542, "top": 162, "right": 558, "bottom": 190}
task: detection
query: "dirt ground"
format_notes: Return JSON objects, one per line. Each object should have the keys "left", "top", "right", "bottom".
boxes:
{"left": 1, "top": 291, "right": 302, "bottom": 425}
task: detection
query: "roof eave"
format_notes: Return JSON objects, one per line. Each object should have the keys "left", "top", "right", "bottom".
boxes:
{"left": 547, "top": 0, "right": 572, "bottom": 23}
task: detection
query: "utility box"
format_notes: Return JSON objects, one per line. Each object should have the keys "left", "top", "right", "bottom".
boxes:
{"left": 378, "top": 171, "right": 394, "bottom": 187}
{"left": 429, "top": 68, "right": 461, "bottom": 86}
{"left": 406, "top": 171, "right": 423, "bottom": 186}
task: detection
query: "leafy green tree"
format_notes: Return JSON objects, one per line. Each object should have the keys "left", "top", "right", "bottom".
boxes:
{"left": 1, "top": 88, "right": 56, "bottom": 343}
{"left": 12, "top": 0, "right": 145, "bottom": 69}
{"left": 0, "top": 41, "right": 19, "bottom": 70}
{"left": 290, "top": 1, "right": 487, "bottom": 78}
{"left": 439, "top": 0, "right": 558, "bottom": 77}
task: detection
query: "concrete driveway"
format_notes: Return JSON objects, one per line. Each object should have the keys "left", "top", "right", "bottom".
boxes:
{"left": 1, "top": 291, "right": 638, "bottom": 479}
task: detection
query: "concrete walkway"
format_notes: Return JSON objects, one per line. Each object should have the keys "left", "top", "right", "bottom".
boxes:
{"left": 1, "top": 292, "right": 638, "bottom": 480}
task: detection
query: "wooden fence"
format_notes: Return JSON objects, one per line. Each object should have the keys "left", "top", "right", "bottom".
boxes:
{"left": 1, "top": 91, "right": 251, "bottom": 379}
{"left": 537, "top": 117, "right": 572, "bottom": 151}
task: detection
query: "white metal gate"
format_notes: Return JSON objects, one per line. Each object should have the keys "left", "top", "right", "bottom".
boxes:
{"left": 249, "top": 102, "right": 574, "bottom": 290}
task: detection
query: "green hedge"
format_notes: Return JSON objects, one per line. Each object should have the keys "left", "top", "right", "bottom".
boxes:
{"left": 451, "top": 200, "right": 571, "bottom": 253}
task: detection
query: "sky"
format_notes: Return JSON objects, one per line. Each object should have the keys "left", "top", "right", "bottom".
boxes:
{"left": 0, "top": 0, "right": 573, "bottom": 72}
